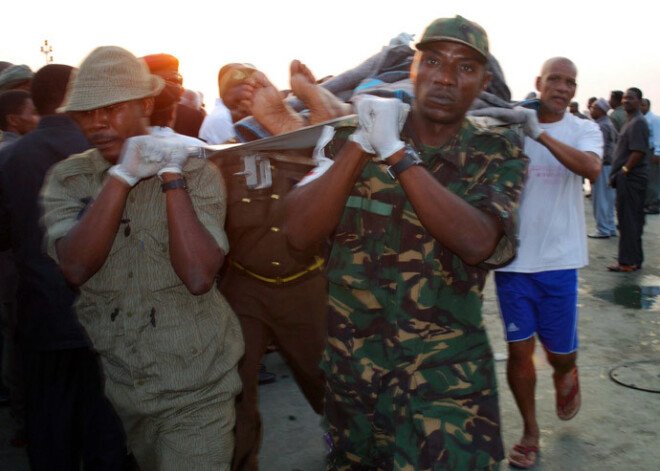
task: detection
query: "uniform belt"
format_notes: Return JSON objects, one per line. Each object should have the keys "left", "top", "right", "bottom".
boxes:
{"left": 231, "top": 256, "right": 324, "bottom": 284}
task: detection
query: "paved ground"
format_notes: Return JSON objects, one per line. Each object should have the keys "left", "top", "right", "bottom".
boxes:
{"left": 2, "top": 201, "right": 659, "bottom": 470}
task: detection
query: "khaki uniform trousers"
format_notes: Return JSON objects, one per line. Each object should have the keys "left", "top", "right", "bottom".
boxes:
{"left": 221, "top": 266, "right": 327, "bottom": 471}
{"left": 106, "top": 365, "right": 240, "bottom": 471}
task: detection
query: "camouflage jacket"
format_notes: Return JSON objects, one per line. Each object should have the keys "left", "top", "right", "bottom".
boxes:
{"left": 324, "top": 117, "right": 528, "bottom": 363}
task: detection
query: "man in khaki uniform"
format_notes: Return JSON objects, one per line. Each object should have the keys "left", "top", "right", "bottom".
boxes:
{"left": 214, "top": 147, "right": 327, "bottom": 471}
{"left": 41, "top": 46, "right": 243, "bottom": 471}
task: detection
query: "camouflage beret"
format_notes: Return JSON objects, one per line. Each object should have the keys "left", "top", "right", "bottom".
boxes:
{"left": 416, "top": 15, "right": 489, "bottom": 60}
{"left": 0, "top": 64, "right": 34, "bottom": 92}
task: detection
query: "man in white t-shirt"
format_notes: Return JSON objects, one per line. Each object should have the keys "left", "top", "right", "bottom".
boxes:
{"left": 494, "top": 57, "right": 602, "bottom": 469}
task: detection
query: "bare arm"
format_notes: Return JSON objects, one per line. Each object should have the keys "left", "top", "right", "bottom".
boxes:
{"left": 55, "top": 176, "right": 130, "bottom": 286}
{"left": 536, "top": 132, "right": 601, "bottom": 181}
{"left": 161, "top": 172, "right": 224, "bottom": 295}
{"left": 285, "top": 142, "right": 370, "bottom": 251}
{"left": 387, "top": 149, "right": 503, "bottom": 265}
{"left": 623, "top": 150, "right": 646, "bottom": 172}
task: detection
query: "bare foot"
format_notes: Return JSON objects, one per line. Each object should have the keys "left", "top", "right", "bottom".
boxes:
{"left": 249, "top": 71, "right": 305, "bottom": 135}
{"left": 289, "top": 60, "right": 353, "bottom": 125}
{"left": 554, "top": 366, "right": 581, "bottom": 420}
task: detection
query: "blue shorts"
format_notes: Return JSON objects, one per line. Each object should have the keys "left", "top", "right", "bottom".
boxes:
{"left": 494, "top": 269, "right": 579, "bottom": 354}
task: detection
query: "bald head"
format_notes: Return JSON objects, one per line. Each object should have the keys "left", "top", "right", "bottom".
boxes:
{"left": 540, "top": 57, "right": 577, "bottom": 77}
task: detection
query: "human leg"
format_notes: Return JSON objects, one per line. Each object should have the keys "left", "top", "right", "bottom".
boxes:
{"left": 534, "top": 269, "right": 580, "bottom": 421}
{"left": 403, "top": 359, "right": 503, "bottom": 471}
{"left": 289, "top": 60, "right": 353, "bottom": 126}
{"left": 644, "top": 159, "right": 659, "bottom": 212}
{"left": 231, "top": 315, "right": 271, "bottom": 471}
{"left": 221, "top": 269, "right": 273, "bottom": 471}
{"left": 270, "top": 273, "right": 327, "bottom": 414}
{"left": 546, "top": 351, "right": 580, "bottom": 420}
{"left": 615, "top": 175, "right": 646, "bottom": 267}
{"left": 76, "top": 348, "right": 127, "bottom": 471}
{"left": 125, "top": 389, "right": 236, "bottom": 471}
{"left": 324, "top": 361, "right": 389, "bottom": 471}
{"left": 25, "top": 348, "right": 127, "bottom": 471}
{"left": 591, "top": 165, "right": 616, "bottom": 236}
{"left": 494, "top": 272, "right": 540, "bottom": 468}
{"left": 324, "top": 284, "right": 393, "bottom": 471}
{"left": 603, "top": 166, "right": 617, "bottom": 235}
{"left": 506, "top": 338, "right": 540, "bottom": 466}
{"left": 1, "top": 296, "right": 26, "bottom": 444}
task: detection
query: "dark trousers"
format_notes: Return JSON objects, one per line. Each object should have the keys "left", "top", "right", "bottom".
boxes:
{"left": 221, "top": 267, "right": 327, "bottom": 471}
{"left": 615, "top": 173, "right": 647, "bottom": 266}
{"left": 25, "top": 347, "right": 127, "bottom": 471}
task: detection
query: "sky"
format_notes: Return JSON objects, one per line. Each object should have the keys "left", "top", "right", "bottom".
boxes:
{"left": 2, "top": 0, "right": 659, "bottom": 114}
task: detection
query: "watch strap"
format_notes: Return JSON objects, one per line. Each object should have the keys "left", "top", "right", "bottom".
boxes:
{"left": 161, "top": 177, "right": 188, "bottom": 193}
{"left": 387, "top": 147, "right": 423, "bottom": 179}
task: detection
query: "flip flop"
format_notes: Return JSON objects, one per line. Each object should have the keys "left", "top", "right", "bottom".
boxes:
{"left": 607, "top": 263, "right": 638, "bottom": 272}
{"left": 508, "top": 444, "right": 539, "bottom": 469}
{"left": 555, "top": 366, "right": 581, "bottom": 421}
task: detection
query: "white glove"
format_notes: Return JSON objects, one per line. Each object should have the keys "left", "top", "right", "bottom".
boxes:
{"left": 348, "top": 123, "right": 375, "bottom": 154}
{"left": 350, "top": 96, "right": 410, "bottom": 160}
{"left": 157, "top": 142, "right": 190, "bottom": 176}
{"left": 515, "top": 106, "right": 544, "bottom": 140}
{"left": 108, "top": 136, "right": 189, "bottom": 186}
{"left": 389, "top": 32, "right": 414, "bottom": 47}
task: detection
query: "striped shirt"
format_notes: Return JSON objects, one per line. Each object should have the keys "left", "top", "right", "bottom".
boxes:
{"left": 41, "top": 148, "right": 243, "bottom": 412}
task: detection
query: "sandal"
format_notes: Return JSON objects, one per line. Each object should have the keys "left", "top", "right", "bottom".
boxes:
{"left": 508, "top": 444, "right": 539, "bottom": 469}
{"left": 607, "top": 263, "right": 638, "bottom": 272}
{"left": 554, "top": 366, "right": 580, "bottom": 420}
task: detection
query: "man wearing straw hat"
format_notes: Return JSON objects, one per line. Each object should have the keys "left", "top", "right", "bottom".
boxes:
{"left": 41, "top": 46, "right": 243, "bottom": 471}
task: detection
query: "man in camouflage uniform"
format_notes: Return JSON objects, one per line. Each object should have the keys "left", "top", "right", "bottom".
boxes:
{"left": 285, "top": 16, "right": 528, "bottom": 471}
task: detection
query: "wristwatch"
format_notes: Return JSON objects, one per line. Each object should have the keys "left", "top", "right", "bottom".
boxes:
{"left": 387, "top": 146, "right": 423, "bottom": 179}
{"left": 161, "top": 177, "right": 188, "bottom": 193}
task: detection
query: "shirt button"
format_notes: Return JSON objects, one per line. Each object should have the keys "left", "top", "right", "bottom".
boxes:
{"left": 129, "top": 195, "right": 136, "bottom": 203}
{"left": 191, "top": 348, "right": 198, "bottom": 355}
{"left": 131, "top": 347, "right": 137, "bottom": 354}
{"left": 126, "top": 312, "right": 133, "bottom": 318}
{"left": 136, "top": 380, "right": 144, "bottom": 386}
{"left": 271, "top": 261, "right": 281, "bottom": 267}
{"left": 500, "top": 210, "right": 510, "bottom": 219}
{"left": 415, "top": 234, "right": 423, "bottom": 239}
{"left": 128, "top": 272, "right": 133, "bottom": 278}
{"left": 270, "top": 227, "right": 280, "bottom": 232}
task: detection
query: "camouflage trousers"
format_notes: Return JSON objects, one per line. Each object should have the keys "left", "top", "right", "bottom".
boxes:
{"left": 322, "top": 283, "right": 504, "bottom": 471}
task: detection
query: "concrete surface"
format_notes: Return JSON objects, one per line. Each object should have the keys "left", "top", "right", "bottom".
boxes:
{"left": 1, "top": 201, "right": 659, "bottom": 470}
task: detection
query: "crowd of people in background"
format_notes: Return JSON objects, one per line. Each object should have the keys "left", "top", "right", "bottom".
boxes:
{"left": 0, "top": 13, "right": 657, "bottom": 471}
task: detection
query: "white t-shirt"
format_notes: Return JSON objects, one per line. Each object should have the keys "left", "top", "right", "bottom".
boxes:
{"left": 498, "top": 112, "right": 603, "bottom": 273}
{"left": 198, "top": 98, "right": 235, "bottom": 144}
{"left": 149, "top": 126, "right": 206, "bottom": 147}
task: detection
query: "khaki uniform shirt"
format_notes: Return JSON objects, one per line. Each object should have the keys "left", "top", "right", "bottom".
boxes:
{"left": 215, "top": 153, "right": 321, "bottom": 277}
{"left": 42, "top": 149, "right": 243, "bottom": 413}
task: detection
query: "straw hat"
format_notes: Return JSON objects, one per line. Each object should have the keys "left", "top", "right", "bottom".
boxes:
{"left": 59, "top": 46, "right": 164, "bottom": 112}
